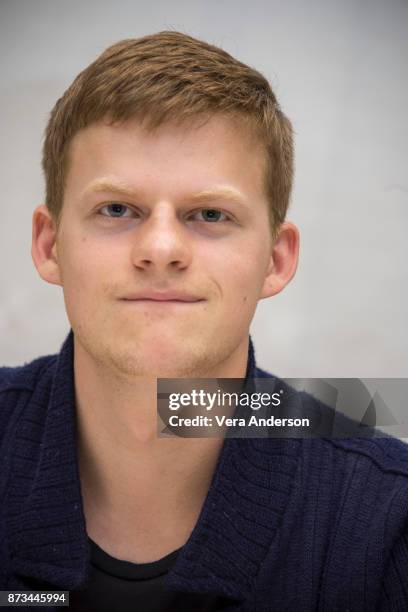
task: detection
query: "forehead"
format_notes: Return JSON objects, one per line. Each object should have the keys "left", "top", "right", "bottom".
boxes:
{"left": 63, "top": 114, "right": 268, "bottom": 204}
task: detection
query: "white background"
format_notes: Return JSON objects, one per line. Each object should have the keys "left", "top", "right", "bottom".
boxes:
{"left": 0, "top": 0, "right": 407, "bottom": 377}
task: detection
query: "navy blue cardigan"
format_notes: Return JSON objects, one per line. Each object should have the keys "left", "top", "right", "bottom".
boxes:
{"left": 1, "top": 331, "right": 408, "bottom": 611}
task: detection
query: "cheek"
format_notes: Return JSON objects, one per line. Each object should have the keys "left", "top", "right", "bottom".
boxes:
{"left": 59, "top": 235, "right": 115, "bottom": 299}
{"left": 206, "top": 241, "right": 267, "bottom": 307}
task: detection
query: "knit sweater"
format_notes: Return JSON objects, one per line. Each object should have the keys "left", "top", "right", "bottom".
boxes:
{"left": 1, "top": 330, "right": 408, "bottom": 611}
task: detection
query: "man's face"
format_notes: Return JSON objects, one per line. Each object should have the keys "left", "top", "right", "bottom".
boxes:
{"left": 51, "top": 114, "right": 275, "bottom": 378}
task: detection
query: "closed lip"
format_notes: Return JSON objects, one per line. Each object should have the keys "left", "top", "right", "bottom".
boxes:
{"left": 121, "top": 291, "right": 204, "bottom": 302}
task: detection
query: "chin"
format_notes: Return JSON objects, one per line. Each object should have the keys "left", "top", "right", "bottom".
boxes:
{"left": 112, "top": 356, "right": 198, "bottom": 379}
{"left": 110, "top": 341, "right": 217, "bottom": 380}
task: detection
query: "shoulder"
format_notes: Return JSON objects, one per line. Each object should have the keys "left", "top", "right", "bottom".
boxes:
{"left": 326, "top": 433, "right": 408, "bottom": 474}
{"left": 0, "top": 354, "right": 55, "bottom": 391}
{"left": 0, "top": 352, "right": 57, "bottom": 442}
{"left": 254, "top": 367, "right": 408, "bottom": 474}
{"left": 251, "top": 370, "right": 408, "bottom": 526}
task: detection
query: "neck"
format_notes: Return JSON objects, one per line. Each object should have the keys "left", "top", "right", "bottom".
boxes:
{"left": 73, "top": 334, "right": 250, "bottom": 562}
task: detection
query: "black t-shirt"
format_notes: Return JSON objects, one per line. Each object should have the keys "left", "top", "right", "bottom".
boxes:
{"left": 68, "top": 538, "right": 232, "bottom": 611}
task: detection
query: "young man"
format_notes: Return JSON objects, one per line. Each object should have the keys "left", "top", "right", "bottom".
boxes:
{"left": 1, "top": 31, "right": 407, "bottom": 611}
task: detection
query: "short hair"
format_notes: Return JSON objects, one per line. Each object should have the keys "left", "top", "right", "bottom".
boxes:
{"left": 42, "top": 31, "right": 294, "bottom": 239}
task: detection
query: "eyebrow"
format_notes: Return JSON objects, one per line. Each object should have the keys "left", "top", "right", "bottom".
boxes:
{"left": 81, "top": 178, "right": 247, "bottom": 207}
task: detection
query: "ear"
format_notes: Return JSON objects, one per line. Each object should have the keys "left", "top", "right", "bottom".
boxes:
{"left": 31, "top": 204, "right": 62, "bottom": 286}
{"left": 260, "top": 221, "right": 300, "bottom": 299}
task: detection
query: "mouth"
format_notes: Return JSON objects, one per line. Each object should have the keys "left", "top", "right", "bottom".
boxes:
{"left": 119, "top": 288, "right": 206, "bottom": 307}
{"left": 121, "top": 298, "right": 205, "bottom": 304}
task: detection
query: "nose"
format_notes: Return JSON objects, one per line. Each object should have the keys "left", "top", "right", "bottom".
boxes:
{"left": 130, "top": 203, "right": 192, "bottom": 273}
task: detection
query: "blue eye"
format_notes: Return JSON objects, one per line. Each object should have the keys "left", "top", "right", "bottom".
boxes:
{"left": 99, "top": 203, "right": 134, "bottom": 218}
{"left": 192, "top": 209, "right": 228, "bottom": 223}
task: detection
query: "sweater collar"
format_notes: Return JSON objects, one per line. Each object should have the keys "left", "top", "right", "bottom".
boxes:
{"left": 10, "top": 330, "right": 299, "bottom": 603}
